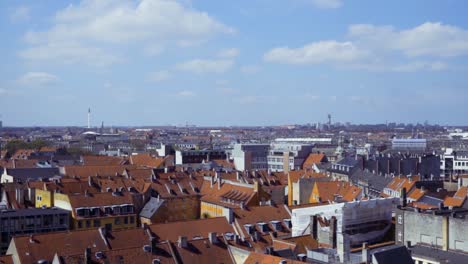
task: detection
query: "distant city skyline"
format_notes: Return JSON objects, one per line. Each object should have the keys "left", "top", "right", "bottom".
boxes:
{"left": 1, "top": 0, "right": 468, "bottom": 126}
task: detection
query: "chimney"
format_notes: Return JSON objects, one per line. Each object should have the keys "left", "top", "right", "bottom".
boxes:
{"left": 240, "top": 201, "right": 245, "bottom": 210}
{"left": 218, "top": 174, "right": 222, "bottom": 190}
{"left": 253, "top": 231, "right": 261, "bottom": 242}
{"left": 311, "top": 215, "right": 318, "bottom": 240}
{"left": 361, "top": 242, "right": 369, "bottom": 264}
{"left": 178, "top": 236, "right": 188, "bottom": 248}
{"left": 208, "top": 232, "right": 218, "bottom": 244}
{"left": 210, "top": 176, "right": 214, "bottom": 188}
{"left": 84, "top": 247, "right": 91, "bottom": 264}
{"left": 88, "top": 176, "right": 93, "bottom": 187}
{"left": 401, "top": 187, "right": 407, "bottom": 207}
{"left": 236, "top": 171, "right": 240, "bottom": 181}
{"left": 442, "top": 216, "right": 449, "bottom": 251}
{"left": 329, "top": 216, "right": 337, "bottom": 248}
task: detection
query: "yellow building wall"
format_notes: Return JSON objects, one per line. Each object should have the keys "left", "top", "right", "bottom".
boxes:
{"left": 288, "top": 174, "right": 293, "bottom": 206}
{"left": 200, "top": 201, "right": 224, "bottom": 218}
{"left": 309, "top": 183, "right": 320, "bottom": 203}
{"left": 35, "top": 189, "right": 53, "bottom": 208}
{"left": 73, "top": 215, "right": 137, "bottom": 231}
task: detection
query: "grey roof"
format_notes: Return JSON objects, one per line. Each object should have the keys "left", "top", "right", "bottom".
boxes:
{"left": 411, "top": 244, "right": 468, "bottom": 263}
{"left": 371, "top": 245, "right": 413, "bottom": 264}
{"left": 336, "top": 156, "right": 360, "bottom": 167}
{"left": 350, "top": 169, "right": 393, "bottom": 192}
{"left": 139, "top": 197, "right": 165, "bottom": 219}
{"left": 0, "top": 207, "right": 69, "bottom": 218}
{"left": 5, "top": 168, "right": 60, "bottom": 182}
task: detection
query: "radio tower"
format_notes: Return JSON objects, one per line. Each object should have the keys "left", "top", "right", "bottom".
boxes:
{"left": 87, "top": 108, "right": 91, "bottom": 129}
{"left": 327, "top": 114, "right": 332, "bottom": 128}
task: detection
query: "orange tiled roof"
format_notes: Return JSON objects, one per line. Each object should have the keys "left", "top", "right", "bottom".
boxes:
{"left": 68, "top": 191, "right": 135, "bottom": 209}
{"left": 408, "top": 188, "right": 427, "bottom": 201}
{"left": 0, "top": 255, "right": 13, "bottom": 264}
{"left": 303, "top": 153, "right": 326, "bottom": 168}
{"left": 173, "top": 236, "right": 232, "bottom": 264}
{"left": 444, "top": 186, "right": 467, "bottom": 208}
{"left": 82, "top": 155, "right": 127, "bottom": 166}
{"left": 313, "top": 181, "right": 361, "bottom": 202}
{"left": 129, "top": 153, "right": 165, "bottom": 168}
{"left": 149, "top": 217, "right": 234, "bottom": 242}
{"left": 244, "top": 252, "right": 306, "bottom": 264}
{"left": 11, "top": 149, "right": 36, "bottom": 160}
{"left": 385, "top": 175, "right": 420, "bottom": 192}
{"left": 63, "top": 165, "right": 138, "bottom": 178}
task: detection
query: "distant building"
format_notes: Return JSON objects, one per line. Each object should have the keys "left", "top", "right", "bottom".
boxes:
{"left": 267, "top": 143, "right": 313, "bottom": 172}
{"left": 175, "top": 149, "right": 226, "bottom": 165}
{"left": 440, "top": 149, "right": 468, "bottom": 177}
{"left": 391, "top": 138, "right": 427, "bottom": 150}
{"left": 395, "top": 204, "right": 468, "bottom": 261}
{"left": 292, "top": 198, "right": 399, "bottom": 262}
{"left": 231, "top": 144, "right": 269, "bottom": 171}
{"left": 1, "top": 168, "right": 60, "bottom": 184}
{"left": 0, "top": 207, "right": 70, "bottom": 253}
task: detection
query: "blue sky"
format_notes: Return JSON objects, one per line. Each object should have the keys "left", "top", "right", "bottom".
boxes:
{"left": 1, "top": 0, "right": 468, "bottom": 127}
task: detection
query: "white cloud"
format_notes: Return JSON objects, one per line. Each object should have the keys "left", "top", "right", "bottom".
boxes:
{"left": 310, "top": 0, "right": 343, "bottom": 9}
{"left": 264, "top": 41, "right": 369, "bottom": 65}
{"left": 176, "top": 59, "right": 233, "bottom": 74}
{"left": 349, "top": 22, "right": 468, "bottom": 58}
{"left": 20, "top": 0, "right": 234, "bottom": 66}
{"left": 10, "top": 6, "right": 30, "bottom": 23}
{"left": 17, "top": 72, "right": 59, "bottom": 86}
{"left": 240, "top": 65, "right": 261, "bottom": 74}
{"left": 148, "top": 70, "right": 171, "bottom": 82}
{"left": 177, "top": 90, "right": 195, "bottom": 97}
{"left": 19, "top": 41, "right": 122, "bottom": 67}
{"left": 265, "top": 22, "right": 468, "bottom": 71}
{"left": 217, "top": 48, "right": 240, "bottom": 58}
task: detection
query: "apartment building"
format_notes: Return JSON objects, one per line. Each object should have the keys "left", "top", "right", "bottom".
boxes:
{"left": 0, "top": 207, "right": 69, "bottom": 253}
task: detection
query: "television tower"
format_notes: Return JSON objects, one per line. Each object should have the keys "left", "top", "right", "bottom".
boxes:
{"left": 327, "top": 114, "right": 332, "bottom": 127}
{"left": 87, "top": 108, "right": 91, "bottom": 129}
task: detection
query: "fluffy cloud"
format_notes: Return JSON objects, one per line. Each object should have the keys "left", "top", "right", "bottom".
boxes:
{"left": 20, "top": 0, "right": 234, "bottom": 65}
{"left": 17, "top": 72, "right": 59, "bottom": 86}
{"left": 349, "top": 22, "right": 468, "bottom": 58}
{"left": 177, "top": 90, "right": 195, "bottom": 97}
{"left": 264, "top": 41, "right": 369, "bottom": 65}
{"left": 217, "top": 48, "right": 240, "bottom": 58}
{"left": 265, "top": 22, "right": 468, "bottom": 71}
{"left": 310, "top": 0, "right": 343, "bottom": 9}
{"left": 175, "top": 59, "right": 233, "bottom": 74}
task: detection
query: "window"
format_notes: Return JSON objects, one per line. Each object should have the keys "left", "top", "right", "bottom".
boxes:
{"left": 114, "top": 217, "right": 121, "bottom": 225}
{"left": 86, "top": 220, "right": 91, "bottom": 228}
{"left": 398, "top": 215, "right": 403, "bottom": 224}
{"left": 398, "top": 231, "right": 402, "bottom": 242}
{"left": 130, "top": 216, "right": 135, "bottom": 224}
{"left": 93, "top": 219, "right": 101, "bottom": 227}
{"left": 124, "top": 216, "right": 128, "bottom": 224}
{"left": 77, "top": 220, "right": 83, "bottom": 229}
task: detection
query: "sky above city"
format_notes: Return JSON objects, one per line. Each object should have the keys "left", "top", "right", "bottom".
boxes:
{"left": 1, "top": 0, "right": 468, "bottom": 127}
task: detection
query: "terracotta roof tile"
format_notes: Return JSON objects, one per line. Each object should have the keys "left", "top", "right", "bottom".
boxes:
{"left": 244, "top": 252, "right": 306, "bottom": 264}
{"left": 129, "top": 153, "right": 165, "bottom": 168}
{"left": 149, "top": 217, "right": 234, "bottom": 242}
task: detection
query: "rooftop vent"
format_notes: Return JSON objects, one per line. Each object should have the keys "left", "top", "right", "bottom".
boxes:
{"left": 95, "top": 252, "right": 104, "bottom": 259}
{"left": 143, "top": 245, "right": 151, "bottom": 253}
